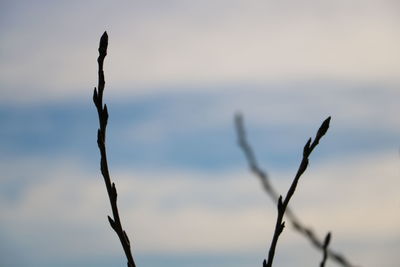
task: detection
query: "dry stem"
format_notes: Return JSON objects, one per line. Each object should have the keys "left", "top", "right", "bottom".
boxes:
{"left": 235, "top": 114, "right": 357, "bottom": 267}
{"left": 93, "top": 31, "right": 136, "bottom": 267}
{"left": 263, "top": 116, "right": 331, "bottom": 267}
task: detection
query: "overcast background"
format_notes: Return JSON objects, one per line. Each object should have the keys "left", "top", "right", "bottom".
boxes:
{"left": 0, "top": 1, "right": 399, "bottom": 266}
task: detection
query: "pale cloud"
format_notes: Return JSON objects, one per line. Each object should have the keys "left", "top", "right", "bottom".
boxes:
{"left": 0, "top": 0, "right": 399, "bottom": 103}
{"left": 113, "top": 85, "right": 400, "bottom": 153}
{"left": 0, "top": 1, "right": 399, "bottom": 266}
{"left": 0, "top": 152, "right": 399, "bottom": 265}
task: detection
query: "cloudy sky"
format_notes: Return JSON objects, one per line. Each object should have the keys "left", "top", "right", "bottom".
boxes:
{"left": 0, "top": 0, "right": 399, "bottom": 266}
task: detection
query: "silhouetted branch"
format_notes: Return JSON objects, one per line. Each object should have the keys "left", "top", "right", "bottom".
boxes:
{"left": 262, "top": 116, "right": 331, "bottom": 267}
{"left": 93, "top": 31, "right": 136, "bottom": 267}
{"left": 320, "top": 232, "right": 332, "bottom": 267}
{"left": 235, "top": 114, "right": 357, "bottom": 267}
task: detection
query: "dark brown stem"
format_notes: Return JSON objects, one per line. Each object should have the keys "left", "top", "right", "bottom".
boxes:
{"left": 235, "top": 114, "right": 357, "bottom": 267}
{"left": 236, "top": 115, "right": 331, "bottom": 267}
{"left": 264, "top": 116, "right": 330, "bottom": 267}
{"left": 93, "top": 31, "right": 136, "bottom": 267}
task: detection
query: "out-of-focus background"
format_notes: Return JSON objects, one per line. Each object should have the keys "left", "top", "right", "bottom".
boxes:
{"left": 1, "top": 1, "right": 399, "bottom": 266}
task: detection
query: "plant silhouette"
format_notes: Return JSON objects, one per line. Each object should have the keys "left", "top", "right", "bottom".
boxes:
{"left": 92, "top": 32, "right": 360, "bottom": 267}
{"left": 93, "top": 31, "right": 136, "bottom": 267}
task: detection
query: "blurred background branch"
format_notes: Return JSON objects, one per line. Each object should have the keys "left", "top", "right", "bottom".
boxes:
{"left": 235, "top": 113, "right": 358, "bottom": 267}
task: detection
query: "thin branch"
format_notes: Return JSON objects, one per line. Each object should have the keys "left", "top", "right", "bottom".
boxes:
{"left": 235, "top": 114, "right": 357, "bottom": 267}
{"left": 93, "top": 31, "right": 136, "bottom": 267}
{"left": 320, "top": 232, "right": 332, "bottom": 267}
{"left": 263, "top": 116, "right": 331, "bottom": 267}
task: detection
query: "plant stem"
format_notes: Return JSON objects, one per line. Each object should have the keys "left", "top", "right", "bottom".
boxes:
{"left": 262, "top": 117, "right": 331, "bottom": 267}
{"left": 93, "top": 31, "right": 136, "bottom": 267}
{"left": 235, "top": 114, "right": 356, "bottom": 267}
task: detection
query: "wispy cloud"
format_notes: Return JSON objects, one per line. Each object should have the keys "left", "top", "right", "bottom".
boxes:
{"left": 1, "top": 0, "right": 399, "bottom": 103}
{"left": 0, "top": 153, "right": 399, "bottom": 266}
{"left": 0, "top": 1, "right": 399, "bottom": 266}
{"left": 1, "top": 89, "right": 398, "bottom": 170}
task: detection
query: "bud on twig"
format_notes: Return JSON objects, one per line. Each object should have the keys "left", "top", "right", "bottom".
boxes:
{"left": 99, "top": 31, "right": 108, "bottom": 56}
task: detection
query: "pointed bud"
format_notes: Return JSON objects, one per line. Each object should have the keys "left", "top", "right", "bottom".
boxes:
{"left": 324, "top": 232, "right": 331, "bottom": 248}
{"left": 99, "top": 31, "right": 108, "bottom": 55}
{"left": 316, "top": 116, "right": 331, "bottom": 140}
{"left": 108, "top": 215, "right": 116, "bottom": 230}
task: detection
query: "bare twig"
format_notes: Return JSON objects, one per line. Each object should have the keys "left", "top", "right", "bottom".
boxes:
{"left": 320, "top": 232, "right": 332, "bottom": 267}
{"left": 262, "top": 116, "right": 331, "bottom": 267}
{"left": 93, "top": 31, "right": 136, "bottom": 267}
{"left": 235, "top": 114, "right": 357, "bottom": 267}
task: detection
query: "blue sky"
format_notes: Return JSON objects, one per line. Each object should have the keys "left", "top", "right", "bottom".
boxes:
{"left": 1, "top": 1, "right": 400, "bottom": 267}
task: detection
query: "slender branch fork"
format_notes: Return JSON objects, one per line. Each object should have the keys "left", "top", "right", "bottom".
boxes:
{"left": 320, "top": 232, "right": 332, "bottom": 267}
{"left": 93, "top": 31, "right": 136, "bottom": 267}
{"left": 235, "top": 114, "right": 357, "bottom": 267}
{"left": 263, "top": 116, "right": 331, "bottom": 267}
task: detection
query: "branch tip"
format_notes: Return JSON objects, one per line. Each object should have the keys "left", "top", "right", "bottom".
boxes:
{"left": 99, "top": 31, "right": 108, "bottom": 54}
{"left": 108, "top": 216, "right": 116, "bottom": 230}
{"left": 324, "top": 232, "right": 331, "bottom": 247}
{"left": 111, "top": 182, "right": 117, "bottom": 198}
{"left": 93, "top": 32, "right": 136, "bottom": 267}
{"left": 235, "top": 112, "right": 243, "bottom": 123}
{"left": 316, "top": 116, "right": 331, "bottom": 140}
{"left": 236, "top": 114, "right": 356, "bottom": 267}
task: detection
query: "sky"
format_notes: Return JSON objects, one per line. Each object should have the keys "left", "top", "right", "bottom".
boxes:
{"left": 0, "top": 0, "right": 399, "bottom": 266}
